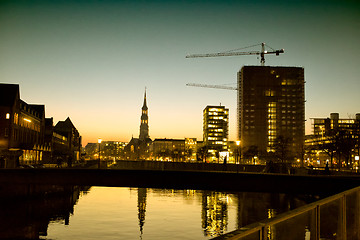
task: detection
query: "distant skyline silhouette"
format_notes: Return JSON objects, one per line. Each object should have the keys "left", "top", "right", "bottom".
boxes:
{"left": 0, "top": 0, "right": 359, "bottom": 145}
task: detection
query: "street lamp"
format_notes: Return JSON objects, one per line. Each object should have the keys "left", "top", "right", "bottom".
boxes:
{"left": 236, "top": 140, "right": 241, "bottom": 164}
{"left": 98, "top": 138, "right": 102, "bottom": 168}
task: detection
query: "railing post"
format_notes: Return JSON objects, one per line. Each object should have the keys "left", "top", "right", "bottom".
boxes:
{"left": 357, "top": 190, "right": 360, "bottom": 239}
{"left": 341, "top": 194, "right": 347, "bottom": 240}
{"left": 260, "top": 225, "right": 265, "bottom": 240}
{"left": 315, "top": 205, "right": 320, "bottom": 240}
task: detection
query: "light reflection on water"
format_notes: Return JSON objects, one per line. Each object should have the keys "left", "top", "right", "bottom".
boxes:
{"left": 0, "top": 185, "right": 316, "bottom": 240}
{"left": 42, "top": 187, "right": 312, "bottom": 240}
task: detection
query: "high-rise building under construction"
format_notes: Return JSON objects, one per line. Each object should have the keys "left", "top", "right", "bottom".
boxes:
{"left": 238, "top": 66, "right": 305, "bottom": 158}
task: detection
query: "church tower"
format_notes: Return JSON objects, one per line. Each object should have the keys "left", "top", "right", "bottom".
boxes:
{"left": 139, "top": 89, "right": 149, "bottom": 141}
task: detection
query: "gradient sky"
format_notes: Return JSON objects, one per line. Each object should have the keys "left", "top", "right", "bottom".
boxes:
{"left": 1, "top": 0, "right": 359, "bottom": 145}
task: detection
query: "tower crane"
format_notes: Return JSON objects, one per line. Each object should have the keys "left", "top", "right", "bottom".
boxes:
{"left": 186, "top": 43, "right": 284, "bottom": 140}
{"left": 185, "top": 43, "right": 284, "bottom": 90}
{"left": 186, "top": 42, "right": 284, "bottom": 66}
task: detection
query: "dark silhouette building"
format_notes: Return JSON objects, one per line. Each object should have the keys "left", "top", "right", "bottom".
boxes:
{"left": 139, "top": 90, "right": 149, "bottom": 141}
{"left": 238, "top": 66, "right": 305, "bottom": 161}
{"left": 0, "top": 83, "right": 82, "bottom": 168}
{"left": 0, "top": 83, "right": 48, "bottom": 167}
{"left": 125, "top": 90, "right": 152, "bottom": 160}
{"left": 52, "top": 117, "right": 82, "bottom": 164}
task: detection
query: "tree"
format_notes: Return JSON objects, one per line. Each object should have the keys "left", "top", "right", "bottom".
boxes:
{"left": 317, "top": 130, "right": 356, "bottom": 169}
{"left": 197, "top": 146, "right": 210, "bottom": 162}
{"left": 335, "top": 130, "right": 356, "bottom": 168}
{"left": 273, "top": 135, "right": 291, "bottom": 163}
{"left": 185, "top": 148, "right": 193, "bottom": 162}
{"left": 171, "top": 148, "right": 184, "bottom": 162}
{"left": 318, "top": 138, "right": 337, "bottom": 167}
{"left": 243, "top": 145, "right": 259, "bottom": 164}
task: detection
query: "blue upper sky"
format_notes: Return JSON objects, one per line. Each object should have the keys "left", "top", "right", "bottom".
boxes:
{"left": 1, "top": 0, "right": 359, "bottom": 144}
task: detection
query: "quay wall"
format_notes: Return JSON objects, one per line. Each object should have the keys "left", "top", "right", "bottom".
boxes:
{"left": 1, "top": 168, "right": 360, "bottom": 195}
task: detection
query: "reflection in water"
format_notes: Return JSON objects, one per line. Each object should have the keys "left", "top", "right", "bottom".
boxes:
{"left": 138, "top": 188, "right": 147, "bottom": 238}
{"left": 201, "top": 191, "right": 228, "bottom": 237}
{"left": 267, "top": 209, "right": 276, "bottom": 240}
{"left": 0, "top": 185, "right": 318, "bottom": 239}
{"left": 0, "top": 184, "right": 90, "bottom": 239}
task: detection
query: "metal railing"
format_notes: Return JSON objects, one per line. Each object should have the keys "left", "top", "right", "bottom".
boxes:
{"left": 213, "top": 186, "right": 360, "bottom": 240}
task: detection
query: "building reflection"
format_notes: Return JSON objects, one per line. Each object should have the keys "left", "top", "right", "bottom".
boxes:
{"left": 236, "top": 192, "right": 318, "bottom": 239}
{"left": 0, "top": 185, "right": 318, "bottom": 239}
{"left": 133, "top": 188, "right": 317, "bottom": 239}
{"left": 199, "top": 191, "right": 318, "bottom": 238}
{"left": 137, "top": 188, "right": 147, "bottom": 238}
{"left": 201, "top": 191, "right": 229, "bottom": 237}
{"left": 0, "top": 184, "right": 90, "bottom": 239}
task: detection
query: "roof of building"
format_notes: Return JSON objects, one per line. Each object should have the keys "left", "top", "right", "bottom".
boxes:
{"left": 29, "top": 104, "right": 45, "bottom": 118}
{"left": 142, "top": 89, "right": 147, "bottom": 110}
{"left": 0, "top": 83, "right": 19, "bottom": 107}
{"left": 54, "top": 117, "right": 77, "bottom": 133}
{"left": 153, "top": 138, "right": 185, "bottom": 142}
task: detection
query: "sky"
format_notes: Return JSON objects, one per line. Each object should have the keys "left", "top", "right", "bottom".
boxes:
{"left": 0, "top": 0, "right": 359, "bottom": 146}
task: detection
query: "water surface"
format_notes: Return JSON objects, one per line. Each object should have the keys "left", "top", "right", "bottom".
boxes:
{"left": 0, "top": 186, "right": 316, "bottom": 239}
{"left": 45, "top": 187, "right": 313, "bottom": 239}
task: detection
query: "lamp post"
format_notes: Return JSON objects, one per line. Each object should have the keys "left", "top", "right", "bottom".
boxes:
{"left": 98, "top": 138, "right": 102, "bottom": 168}
{"left": 236, "top": 140, "right": 241, "bottom": 164}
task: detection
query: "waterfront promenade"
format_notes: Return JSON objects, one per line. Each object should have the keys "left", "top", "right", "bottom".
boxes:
{"left": 1, "top": 165, "right": 360, "bottom": 196}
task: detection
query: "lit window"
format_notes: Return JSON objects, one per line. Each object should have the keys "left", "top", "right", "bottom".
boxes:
{"left": 6, "top": 113, "right": 10, "bottom": 119}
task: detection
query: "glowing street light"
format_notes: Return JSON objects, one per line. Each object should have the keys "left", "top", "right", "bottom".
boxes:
{"left": 236, "top": 140, "right": 241, "bottom": 164}
{"left": 98, "top": 138, "right": 102, "bottom": 168}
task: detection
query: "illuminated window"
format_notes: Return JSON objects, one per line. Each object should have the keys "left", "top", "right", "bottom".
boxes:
{"left": 265, "top": 90, "right": 275, "bottom": 97}
{"left": 267, "top": 102, "right": 277, "bottom": 151}
{"left": 6, "top": 113, "right": 10, "bottom": 119}
{"left": 14, "top": 113, "right": 19, "bottom": 124}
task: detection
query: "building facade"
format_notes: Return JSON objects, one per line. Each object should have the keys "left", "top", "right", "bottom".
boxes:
{"left": 52, "top": 117, "right": 82, "bottom": 163}
{"left": 203, "top": 105, "right": 229, "bottom": 161}
{"left": 0, "top": 84, "right": 49, "bottom": 167}
{"left": 150, "top": 138, "right": 186, "bottom": 161}
{"left": 238, "top": 66, "right": 305, "bottom": 161}
{"left": 185, "top": 138, "right": 197, "bottom": 161}
{"left": 311, "top": 113, "right": 360, "bottom": 137}
{"left": 305, "top": 113, "right": 360, "bottom": 167}
{"left": 0, "top": 83, "right": 82, "bottom": 168}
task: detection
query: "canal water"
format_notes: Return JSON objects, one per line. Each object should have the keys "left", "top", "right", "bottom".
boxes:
{"left": 0, "top": 186, "right": 318, "bottom": 239}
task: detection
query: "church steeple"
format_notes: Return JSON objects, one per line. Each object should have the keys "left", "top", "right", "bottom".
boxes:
{"left": 139, "top": 88, "right": 149, "bottom": 141}
{"left": 142, "top": 89, "right": 147, "bottom": 110}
